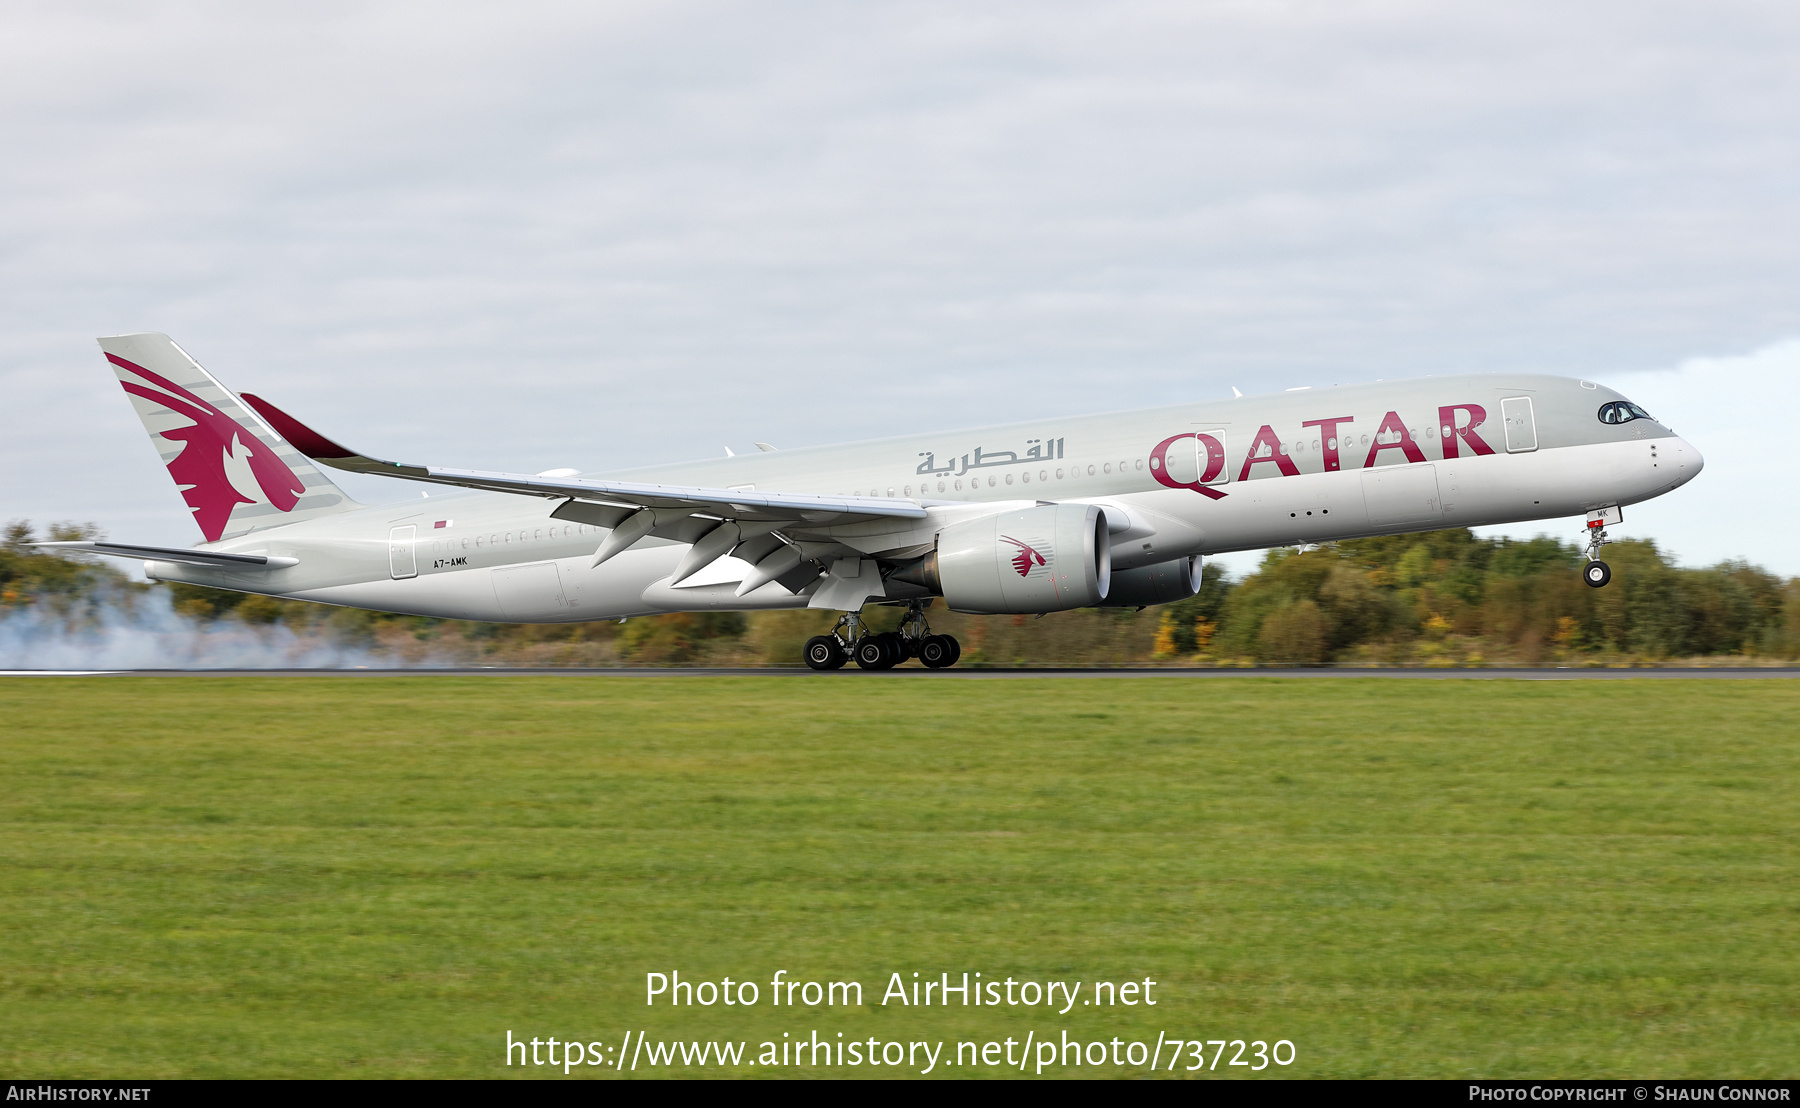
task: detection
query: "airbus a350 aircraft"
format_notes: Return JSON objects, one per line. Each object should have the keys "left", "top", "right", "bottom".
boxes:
{"left": 41, "top": 333, "right": 1703, "bottom": 669}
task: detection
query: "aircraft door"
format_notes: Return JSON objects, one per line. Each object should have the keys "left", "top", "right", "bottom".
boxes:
{"left": 1501, "top": 397, "right": 1538, "bottom": 453}
{"left": 388, "top": 525, "right": 418, "bottom": 579}
{"left": 1158, "top": 430, "right": 1229, "bottom": 488}
{"left": 1196, "top": 429, "right": 1229, "bottom": 486}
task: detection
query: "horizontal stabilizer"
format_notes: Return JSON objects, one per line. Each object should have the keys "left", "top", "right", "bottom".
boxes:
{"left": 32, "top": 541, "right": 298, "bottom": 569}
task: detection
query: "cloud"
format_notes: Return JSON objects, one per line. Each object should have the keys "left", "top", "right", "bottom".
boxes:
{"left": 2, "top": 1, "right": 1795, "bottom": 569}
{"left": 1606, "top": 340, "right": 1798, "bottom": 570}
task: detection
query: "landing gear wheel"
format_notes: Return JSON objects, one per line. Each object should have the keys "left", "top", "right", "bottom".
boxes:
{"left": 919, "top": 635, "right": 954, "bottom": 668}
{"left": 944, "top": 634, "right": 961, "bottom": 665}
{"left": 804, "top": 635, "right": 847, "bottom": 670}
{"left": 1580, "top": 519, "right": 1617, "bottom": 588}
{"left": 855, "top": 634, "right": 900, "bottom": 670}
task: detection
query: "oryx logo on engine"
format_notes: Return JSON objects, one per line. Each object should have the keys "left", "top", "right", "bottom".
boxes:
{"left": 999, "top": 535, "right": 1047, "bottom": 577}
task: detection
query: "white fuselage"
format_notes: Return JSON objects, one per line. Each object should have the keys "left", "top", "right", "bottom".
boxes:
{"left": 149, "top": 372, "right": 1703, "bottom": 622}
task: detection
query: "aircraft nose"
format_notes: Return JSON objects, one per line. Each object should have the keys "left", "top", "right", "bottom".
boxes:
{"left": 1671, "top": 436, "right": 1704, "bottom": 483}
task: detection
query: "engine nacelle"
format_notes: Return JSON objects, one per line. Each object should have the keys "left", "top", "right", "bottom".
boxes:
{"left": 928, "top": 503, "right": 1111, "bottom": 614}
{"left": 1096, "top": 555, "right": 1203, "bottom": 608}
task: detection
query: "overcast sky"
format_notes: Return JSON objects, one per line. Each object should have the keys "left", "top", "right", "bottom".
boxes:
{"left": 4, "top": 1, "right": 1796, "bottom": 576}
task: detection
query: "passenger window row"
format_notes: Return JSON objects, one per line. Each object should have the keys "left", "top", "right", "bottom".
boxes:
{"left": 861, "top": 459, "right": 1148, "bottom": 499}
{"left": 850, "top": 429, "right": 1470, "bottom": 496}
{"left": 428, "top": 523, "right": 594, "bottom": 556}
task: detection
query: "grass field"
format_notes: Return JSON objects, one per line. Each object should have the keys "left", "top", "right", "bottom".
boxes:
{"left": 1, "top": 676, "right": 1796, "bottom": 1079}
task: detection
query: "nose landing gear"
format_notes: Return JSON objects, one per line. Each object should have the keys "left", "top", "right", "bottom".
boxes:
{"left": 1581, "top": 507, "right": 1620, "bottom": 588}
{"left": 801, "top": 603, "right": 962, "bottom": 670}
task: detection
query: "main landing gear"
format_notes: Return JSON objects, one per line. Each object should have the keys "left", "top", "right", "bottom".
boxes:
{"left": 802, "top": 602, "right": 962, "bottom": 671}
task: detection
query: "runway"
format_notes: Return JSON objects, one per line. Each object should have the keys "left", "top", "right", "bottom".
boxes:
{"left": 4, "top": 667, "right": 1797, "bottom": 679}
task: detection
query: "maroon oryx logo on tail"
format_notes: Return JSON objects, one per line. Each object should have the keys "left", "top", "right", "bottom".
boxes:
{"left": 999, "top": 535, "right": 1047, "bottom": 577}
{"left": 108, "top": 354, "right": 304, "bottom": 542}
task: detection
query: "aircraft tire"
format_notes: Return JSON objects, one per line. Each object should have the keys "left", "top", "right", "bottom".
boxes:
{"left": 804, "top": 635, "right": 848, "bottom": 670}
{"left": 919, "top": 635, "right": 954, "bottom": 669}
{"left": 854, "top": 635, "right": 899, "bottom": 670}
{"left": 1583, "top": 560, "right": 1612, "bottom": 588}
{"left": 943, "top": 634, "right": 962, "bottom": 666}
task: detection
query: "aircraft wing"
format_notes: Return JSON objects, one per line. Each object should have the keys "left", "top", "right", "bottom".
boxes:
{"left": 238, "top": 394, "right": 927, "bottom": 526}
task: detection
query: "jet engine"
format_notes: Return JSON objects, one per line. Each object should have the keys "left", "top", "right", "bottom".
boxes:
{"left": 897, "top": 503, "right": 1111, "bottom": 614}
{"left": 1096, "top": 555, "right": 1204, "bottom": 608}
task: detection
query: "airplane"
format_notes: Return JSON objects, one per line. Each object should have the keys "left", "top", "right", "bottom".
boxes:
{"left": 38, "top": 332, "right": 1704, "bottom": 669}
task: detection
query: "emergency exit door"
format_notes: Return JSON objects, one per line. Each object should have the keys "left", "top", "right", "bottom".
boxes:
{"left": 1501, "top": 396, "right": 1538, "bottom": 453}
{"left": 1160, "top": 430, "right": 1230, "bottom": 487}
{"left": 388, "top": 525, "right": 418, "bottom": 579}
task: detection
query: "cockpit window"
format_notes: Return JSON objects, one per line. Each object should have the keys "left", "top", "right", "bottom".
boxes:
{"left": 1598, "top": 401, "right": 1654, "bottom": 425}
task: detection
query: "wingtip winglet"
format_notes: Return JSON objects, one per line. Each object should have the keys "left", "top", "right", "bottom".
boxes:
{"left": 239, "top": 393, "right": 359, "bottom": 460}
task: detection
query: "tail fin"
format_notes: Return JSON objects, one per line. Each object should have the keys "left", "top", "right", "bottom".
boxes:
{"left": 98, "top": 333, "right": 361, "bottom": 543}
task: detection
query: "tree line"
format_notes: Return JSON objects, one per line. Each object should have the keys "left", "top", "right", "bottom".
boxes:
{"left": 5, "top": 519, "right": 1797, "bottom": 667}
